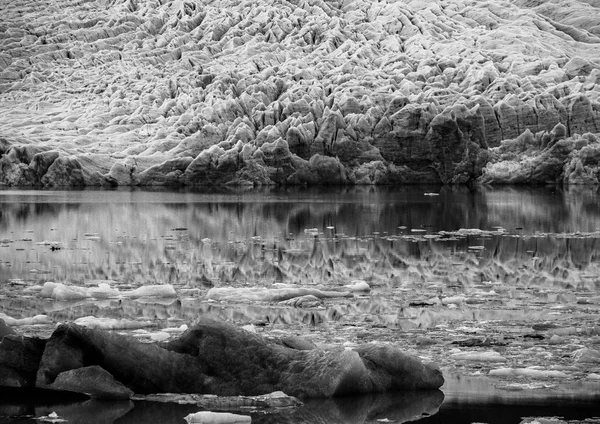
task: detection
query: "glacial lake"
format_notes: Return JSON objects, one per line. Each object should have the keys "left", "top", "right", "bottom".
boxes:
{"left": 1, "top": 185, "right": 600, "bottom": 423}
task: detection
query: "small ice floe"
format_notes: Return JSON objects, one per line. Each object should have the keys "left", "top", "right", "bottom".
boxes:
{"left": 74, "top": 316, "right": 155, "bottom": 330}
{"left": 548, "top": 334, "right": 566, "bottom": 345}
{"left": 35, "top": 240, "right": 60, "bottom": 246}
{"left": 441, "top": 296, "right": 466, "bottom": 305}
{"left": 123, "top": 284, "right": 177, "bottom": 299}
{"left": 548, "top": 327, "right": 578, "bottom": 336}
{"left": 416, "top": 336, "right": 437, "bottom": 347}
{"left": 489, "top": 368, "right": 568, "bottom": 379}
{"left": 450, "top": 351, "right": 507, "bottom": 362}
{"left": 163, "top": 324, "right": 188, "bottom": 333}
{"left": 38, "top": 412, "right": 67, "bottom": 423}
{"left": 587, "top": 373, "right": 600, "bottom": 380}
{"left": 30, "top": 269, "right": 52, "bottom": 275}
{"left": 440, "top": 228, "right": 503, "bottom": 238}
{"left": 184, "top": 411, "right": 251, "bottom": 424}
{"left": 87, "top": 283, "right": 120, "bottom": 299}
{"left": 41, "top": 282, "right": 85, "bottom": 300}
{"left": 572, "top": 347, "right": 600, "bottom": 364}
{"left": 40, "top": 282, "right": 117, "bottom": 301}
{"left": 39, "top": 281, "right": 178, "bottom": 302}
{"left": 279, "top": 294, "right": 322, "bottom": 308}
{"left": 457, "top": 228, "right": 485, "bottom": 235}
{"left": 150, "top": 331, "right": 171, "bottom": 342}
{"left": 495, "top": 382, "right": 556, "bottom": 391}
{"left": 0, "top": 312, "right": 51, "bottom": 326}
{"left": 423, "top": 192, "right": 439, "bottom": 196}
{"left": 303, "top": 228, "right": 319, "bottom": 235}
{"left": 344, "top": 280, "right": 370, "bottom": 292}
{"left": 578, "top": 295, "right": 600, "bottom": 305}
{"left": 208, "top": 286, "right": 353, "bottom": 302}
{"left": 467, "top": 245, "right": 485, "bottom": 251}
{"left": 456, "top": 326, "right": 484, "bottom": 334}
{"left": 241, "top": 324, "right": 257, "bottom": 333}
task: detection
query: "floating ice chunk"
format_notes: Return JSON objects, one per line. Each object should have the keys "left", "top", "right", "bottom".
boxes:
{"left": 456, "top": 326, "right": 484, "bottom": 333}
{"left": 150, "top": 332, "right": 171, "bottom": 341}
{"left": 0, "top": 312, "right": 51, "bottom": 326}
{"left": 36, "top": 240, "right": 60, "bottom": 246}
{"left": 163, "top": 324, "right": 188, "bottom": 333}
{"left": 41, "top": 282, "right": 91, "bottom": 301}
{"left": 496, "top": 382, "right": 556, "bottom": 390}
{"left": 38, "top": 411, "right": 67, "bottom": 423}
{"left": 488, "top": 367, "right": 521, "bottom": 377}
{"left": 23, "top": 284, "right": 43, "bottom": 294}
{"left": 123, "top": 284, "right": 177, "bottom": 299}
{"left": 279, "top": 295, "right": 322, "bottom": 308}
{"left": 451, "top": 351, "right": 507, "bottom": 362}
{"left": 489, "top": 368, "right": 568, "bottom": 378}
{"left": 184, "top": 411, "right": 251, "bottom": 424}
{"left": 457, "top": 228, "right": 485, "bottom": 235}
{"left": 86, "top": 279, "right": 120, "bottom": 287}
{"left": 40, "top": 282, "right": 59, "bottom": 298}
{"left": 87, "top": 283, "right": 120, "bottom": 299}
{"left": 344, "top": 280, "right": 370, "bottom": 292}
{"left": 441, "top": 296, "right": 466, "bottom": 305}
{"left": 41, "top": 282, "right": 121, "bottom": 300}
{"left": 572, "top": 347, "right": 600, "bottom": 363}
{"left": 272, "top": 283, "right": 296, "bottom": 289}
{"left": 241, "top": 324, "right": 257, "bottom": 333}
{"left": 207, "top": 287, "right": 352, "bottom": 302}
{"left": 74, "top": 316, "right": 155, "bottom": 330}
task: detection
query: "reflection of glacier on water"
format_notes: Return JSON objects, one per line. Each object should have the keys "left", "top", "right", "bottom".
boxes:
{"left": 1, "top": 188, "right": 600, "bottom": 283}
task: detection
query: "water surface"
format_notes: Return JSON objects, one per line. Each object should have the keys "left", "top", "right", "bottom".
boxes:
{"left": 1, "top": 185, "right": 600, "bottom": 423}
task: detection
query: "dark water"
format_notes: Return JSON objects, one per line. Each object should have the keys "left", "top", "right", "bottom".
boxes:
{"left": 1, "top": 382, "right": 599, "bottom": 424}
{"left": 1, "top": 185, "right": 600, "bottom": 326}
{"left": 1, "top": 185, "right": 600, "bottom": 423}
{"left": 1, "top": 185, "right": 599, "bottom": 287}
